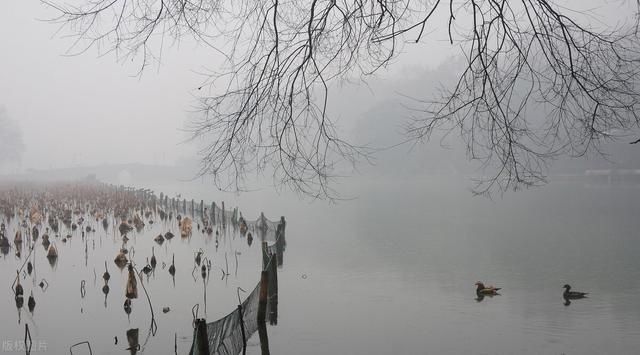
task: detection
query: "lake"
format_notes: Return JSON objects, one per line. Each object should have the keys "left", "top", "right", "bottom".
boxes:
{"left": 1, "top": 177, "right": 640, "bottom": 354}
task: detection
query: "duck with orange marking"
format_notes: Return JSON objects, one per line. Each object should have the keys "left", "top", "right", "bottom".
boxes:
{"left": 475, "top": 281, "right": 501, "bottom": 295}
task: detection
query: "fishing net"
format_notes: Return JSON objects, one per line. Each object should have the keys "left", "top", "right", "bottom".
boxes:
{"left": 210, "top": 204, "right": 237, "bottom": 226}
{"left": 244, "top": 215, "right": 284, "bottom": 244}
{"left": 196, "top": 282, "right": 262, "bottom": 355}
{"left": 189, "top": 220, "right": 284, "bottom": 355}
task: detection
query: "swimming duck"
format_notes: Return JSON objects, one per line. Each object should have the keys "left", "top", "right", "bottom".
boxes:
{"left": 563, "top": 284, "right": 588, "bottom": 299}
{"left": 475, "top": 281, "right": 501, "bottom": 295}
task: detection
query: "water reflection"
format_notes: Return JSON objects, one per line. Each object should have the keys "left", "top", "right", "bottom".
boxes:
{"left": 14, "top": 241, "right": 22, "bottom": 258}
{"left": 15, "top": 294, "right": 24, "bottom": 324}
{"left": 103, "top": 283, "right": 110, "bottom": 308}
{"left": 124, "top": 298, "right": 132, "bottom": 318}
{"left": 27, "top": 291, "right": 35, "bottom": 314}
{"left": 46, "top": 245, "right": 58, "bottom": 269}
{"left": 168, "top": 254, "right": 176, "bottom": 277}
{"left": 474, "top": 293, "right": 501, "bottom": 303}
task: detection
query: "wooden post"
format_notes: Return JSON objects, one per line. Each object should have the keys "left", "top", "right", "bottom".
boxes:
{"left": 276, "top": 217, "right": 286, "bottom": 267}
{"left": 211, "top": 202, "right": 216, "bottom": 225}
{"left": 261, "top": 241, "right": 269, "bottom": 270}
{"left": 258, "top": 320, "right": 270, "bottom": 355}
{"left": 221, "top": 201, "right": 225, "bottom": 227}
{"left": 260, "top": 212, "right": 266, "bottom": 230}
{"left": 183, "top": 199, "right": 186, "bottom": 214}
{"left": 268, "top": 253, "right": 278, "bottom": 325}
{"left": 200, "top": 200, "right": 204, "bottom": 218}
{"left": 257, "top": 271, "right": 269, "bottom": 323}
{"left": 189, "top": 319, "right": 210, "bottom": 355}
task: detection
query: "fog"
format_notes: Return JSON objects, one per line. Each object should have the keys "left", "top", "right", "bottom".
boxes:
{"left": 0, "top": 1, "right": 207, "bottom": 170}
{"left": 2, "top": 2, "right": 640, "bottom": 355}
{"left": 1, "top": 1, "right": 636, "bottom": 186}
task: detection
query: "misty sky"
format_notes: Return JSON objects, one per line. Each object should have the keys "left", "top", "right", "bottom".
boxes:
{"left": 0, "top": 1, "right": 212, "bottom": 169}
{"left": 0, "top": 0, "right": 633, "bottom": 172}
{"left": 0, "top": 0, "right": 468, "bottom": 172}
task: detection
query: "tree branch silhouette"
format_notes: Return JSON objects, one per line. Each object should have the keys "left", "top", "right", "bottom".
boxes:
{"left": 45, "top": 0, "right": 640, "bottom": 197}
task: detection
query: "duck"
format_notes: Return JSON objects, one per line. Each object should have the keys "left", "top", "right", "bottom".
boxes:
{"left": 168, "top": 254, "right": 176, "bottom": 276}
{"left": 563, "top": 284, "right": 588, "bottom": 299}
{"left": 475, "top": 281, "right": 501, "bottom": 295}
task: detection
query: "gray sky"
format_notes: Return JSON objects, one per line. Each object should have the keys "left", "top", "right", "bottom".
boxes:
{"left": 0, "top": 0, "right": 632, "bottom": 172}
{"left": 0, "top": 1, "right": 209, "bottom": 169}
{"left": 0, "top": 1, "right": 464, "bottom": 172}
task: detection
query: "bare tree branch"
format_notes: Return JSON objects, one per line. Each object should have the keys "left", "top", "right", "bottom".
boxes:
{"left": 45, "top": 0, "right": 640, "bottom": 197}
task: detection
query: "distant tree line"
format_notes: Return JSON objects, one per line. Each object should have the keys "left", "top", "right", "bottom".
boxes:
{"left": 45, "top": 0, "right": 640, "bottom": 197}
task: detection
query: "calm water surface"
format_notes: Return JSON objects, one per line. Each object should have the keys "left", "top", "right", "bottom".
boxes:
{"left": 0, "top": 196, "right": 267, "bottom": 354}
{"left": 241, "top": 179, "right": 640, "bottom": 355}
{"left": 2, "top": 178, "right": 640, "bottom": 354}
